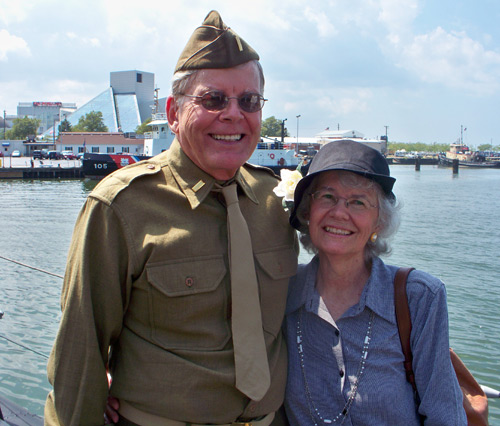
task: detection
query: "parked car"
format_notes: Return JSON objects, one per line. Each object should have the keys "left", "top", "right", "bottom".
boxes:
{"left": 33, "top": 149, "right": 49, "bottom": 159}
{"left": 61, "top": 150, "right": 77, "bottom": 159}
{"left": 11, "top": 150, "right": 21, "bottom": 157}
{"left": 48, "top": 151, "right": 64, "bottom": 160}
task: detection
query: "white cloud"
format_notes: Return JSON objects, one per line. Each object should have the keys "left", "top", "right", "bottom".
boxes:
{"left": 304, "top": 7, "right": 337, "bottom": 38}
{"left": 378, "top": 0, "right": 419, "bottom": 36}
{"left": 66, "top": 32, "right": 101, "bottom": 47}
{"left": 317, "top": 88, "right": 374, "bottom": 116}
{"left": 397, "top": 27, "right": 500, "bottom": 94}
{"left": 0, "top": 29, "right": 31, "bottom": 61}
{"left": 0, "top": 0, "right": 32, "bottom": 25}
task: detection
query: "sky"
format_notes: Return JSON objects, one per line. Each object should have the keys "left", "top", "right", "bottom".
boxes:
{"left": 1, "top": 0, "right": 500, "bottom": 147}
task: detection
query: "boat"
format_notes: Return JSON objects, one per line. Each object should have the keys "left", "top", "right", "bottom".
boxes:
{"left": 438, "top": 143, "right": 500, "bottom": 168}
{"left": 82, "top": 152, "right": 151, "bottom": 178}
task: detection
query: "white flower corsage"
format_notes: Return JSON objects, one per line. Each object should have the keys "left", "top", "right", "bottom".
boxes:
{"left": 273, "top": 169, "right": 303, "bottom": 211}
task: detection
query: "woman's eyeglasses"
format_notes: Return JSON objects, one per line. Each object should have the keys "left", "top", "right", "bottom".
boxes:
{"left": 181, "top": 91, "right": 267, "bottom": 113}
{"left": 310, "top": 189, "right": 378, "bottom": 212}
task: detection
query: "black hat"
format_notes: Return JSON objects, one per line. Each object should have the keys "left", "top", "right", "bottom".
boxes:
{"left": 289, "top": 139, "right": 396, "bottom": 230}
{"left": 174, "top": 10, "right": 259, "bottom": 73}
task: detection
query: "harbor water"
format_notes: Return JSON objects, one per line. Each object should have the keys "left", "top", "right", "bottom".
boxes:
{"left": 0, "top": 165, "right": 499, "bottom": 421}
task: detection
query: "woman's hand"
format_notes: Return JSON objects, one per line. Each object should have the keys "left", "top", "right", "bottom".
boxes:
{"left": 104, "top": 396, "right": 120, "bottom": 424}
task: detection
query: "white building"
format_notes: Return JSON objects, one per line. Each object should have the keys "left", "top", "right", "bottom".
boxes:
{"left": 17, "top": 102, "right": 77, "bottom": 135}
{"left": 59, "top": 132, "right": 144, "bottom": 155}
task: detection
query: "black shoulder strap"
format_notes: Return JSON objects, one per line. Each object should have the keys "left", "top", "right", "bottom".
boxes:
{"left": 394, "top": 267, "right": 417, "bottom": 391}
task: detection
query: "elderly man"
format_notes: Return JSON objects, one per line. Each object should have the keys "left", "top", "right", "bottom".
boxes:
{"left": 44, "top": 10, "right": 297, "bottom": 426}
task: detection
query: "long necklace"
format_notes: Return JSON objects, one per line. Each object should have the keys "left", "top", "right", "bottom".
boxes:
{"left": 296, "top": 308, "right": 375, "bottom": 425}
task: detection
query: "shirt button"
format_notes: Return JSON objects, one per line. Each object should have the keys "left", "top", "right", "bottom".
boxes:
{"left": 339, "top": 369, "right": 344, "bottom": 378}
{"left": 185, "top": 277, "right": 194, "bottom": 287}
{"left": 335, "top": 329, "right": 340, "bottom": 336}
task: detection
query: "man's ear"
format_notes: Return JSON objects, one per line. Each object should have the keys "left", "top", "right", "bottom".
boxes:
{"left": 167, "top": 96, "right": 179, "bottom": 134}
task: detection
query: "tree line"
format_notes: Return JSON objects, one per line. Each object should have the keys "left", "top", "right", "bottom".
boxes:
{"left": 1, "top": 111, "right": 108, "bottom": 140}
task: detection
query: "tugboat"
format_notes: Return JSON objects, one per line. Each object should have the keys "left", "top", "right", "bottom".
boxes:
{"left": 438, "top": 126, "right": 500, "bottom": 168}
{"left": 438, "top": 142, "right": 500, "bottom": 168}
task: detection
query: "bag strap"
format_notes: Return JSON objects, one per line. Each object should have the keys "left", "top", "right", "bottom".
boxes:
{"left": 395, "top": 268, "right": 489, "bottom": 426}
{"left": 394, "top": 267, "right": 417, "bottom": 392}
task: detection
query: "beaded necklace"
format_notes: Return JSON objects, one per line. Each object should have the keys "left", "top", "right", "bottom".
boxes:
{"left": 296, "top": 307, "right": 375, "bottom": 425}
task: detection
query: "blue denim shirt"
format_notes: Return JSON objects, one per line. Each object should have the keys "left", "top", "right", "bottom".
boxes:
{"left": 284, "top": 256, "right": 466, "bottom": 425}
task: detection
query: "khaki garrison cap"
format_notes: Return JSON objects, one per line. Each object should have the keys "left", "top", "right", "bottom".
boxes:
{"left": 174, "top": 10, "right": 260, "bottom": 73}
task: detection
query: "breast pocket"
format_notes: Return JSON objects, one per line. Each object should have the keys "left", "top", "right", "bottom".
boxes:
{"left": 255, "top": 245, "right": 298, "bottom": 338}
{"left": 145, "top": 255, "right": 230, "bottom": 350}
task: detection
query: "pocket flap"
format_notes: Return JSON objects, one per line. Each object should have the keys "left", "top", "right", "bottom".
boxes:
{"left": 146, "top": 255, "right": 226, "bottom": 297}
{"left": 255, "top": 246, "right": 298, "bottom": 280}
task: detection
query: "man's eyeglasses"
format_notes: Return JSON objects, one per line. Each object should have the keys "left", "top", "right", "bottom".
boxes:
{"left": 310, "top": 189, "right": 378, "bottom": 213}
{"left": 181, "top": 91, "right": 267, "bottom": 113}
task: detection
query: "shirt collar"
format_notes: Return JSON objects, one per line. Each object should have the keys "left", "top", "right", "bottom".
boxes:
{"left": 288, "top": 256, "right": 395, "bottom": 324}
{"left": 166, "top": 138, "right": 259, "bottom": 209}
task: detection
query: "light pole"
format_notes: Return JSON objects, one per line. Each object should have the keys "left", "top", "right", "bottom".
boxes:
{"left": 281, "top": 118, "right": 287, "bottom": 144}
{"left": 296, "top": 115, "right": 301, "bottom": 154}
{"left": 53, "top": 115, "right": 59, "bottom": 150}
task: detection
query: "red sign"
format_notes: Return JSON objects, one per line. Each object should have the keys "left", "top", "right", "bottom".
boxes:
{"left": 33, "top": 102, "right": 62, "bottom": 107}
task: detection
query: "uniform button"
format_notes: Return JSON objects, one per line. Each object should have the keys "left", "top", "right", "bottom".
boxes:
{"left": 147, "top": 164, "right": 155, "bottom": 169}
{"left": 339, "top": 369, "right": 344, "bottom": 378}
{"left": 185, "top": 277, "right": 194, "bottom": 287}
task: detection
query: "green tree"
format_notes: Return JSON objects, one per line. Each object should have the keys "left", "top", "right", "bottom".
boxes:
{"left": 59, "top": 118, "right": 73, "bottom": 133}
{"left": 387, "top": 142, "right": 449, "bottom": 153}
{"left": 73, "top": 111, "right": 108, "bottom": 132}
{"left": 7, "top": 116, "right": 41, "bottom": 140}
{"left": 135, "top": 117, "right": 152, "bottom": 135}
{"left": 261, "top": 116, "right": 289, "bottom": 137}
{"left": 478, "top": 144, "right": 493, "bottom": 151}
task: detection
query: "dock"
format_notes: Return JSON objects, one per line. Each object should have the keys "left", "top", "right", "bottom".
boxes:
{"left": 0, "top": 158, "right": 85, "bottom": 179}
{"left": 0, "top": 166, "right": 84, "bottom": 179}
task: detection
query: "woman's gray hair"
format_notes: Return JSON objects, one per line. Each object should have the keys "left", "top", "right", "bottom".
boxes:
{"left": 295, "top": 171, "right": 401, "bottom": 261}
{"left": 170, "top": 60, "right": 265, "bottom": 108}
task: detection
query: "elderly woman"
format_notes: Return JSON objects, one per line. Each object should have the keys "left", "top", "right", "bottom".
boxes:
{"left": 284, "top": 140, "right": 466, "bottom": 425}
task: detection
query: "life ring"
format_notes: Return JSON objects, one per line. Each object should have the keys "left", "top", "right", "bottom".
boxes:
{"left": 270, "top": 153, "right": 275, "bottom": 159}
{"left": 278, "top": 157, "right": 285, "bottom": 166}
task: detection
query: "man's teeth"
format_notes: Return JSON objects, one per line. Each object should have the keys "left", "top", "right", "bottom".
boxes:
{"left": 212, "top": 134, "right": 243, "bottom": 141}
{"left": 325, "top": 227, "right": 351, "bottom": 235}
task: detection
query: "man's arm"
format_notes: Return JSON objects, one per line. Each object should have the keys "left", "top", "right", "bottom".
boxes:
{"left": 45, "top": 198, "right": 130, "bottom": 425}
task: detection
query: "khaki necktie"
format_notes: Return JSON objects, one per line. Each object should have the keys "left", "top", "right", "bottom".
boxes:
{"left": 220, "top": 183, "right": 271, "bottom": 401}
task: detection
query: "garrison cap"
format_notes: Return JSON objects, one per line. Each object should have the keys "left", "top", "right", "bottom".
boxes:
{"left": 174, "top": 10, "right": 260, "bottom": 73}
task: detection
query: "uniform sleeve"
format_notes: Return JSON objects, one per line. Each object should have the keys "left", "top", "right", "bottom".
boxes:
{"left": 44, "top": 197, "right": 132, "bottom": 425}
{"left": 408, "top": 272, "right": 467, "bottom": 425}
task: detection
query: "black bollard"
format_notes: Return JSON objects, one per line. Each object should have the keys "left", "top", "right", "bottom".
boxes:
{"left": 452, "top": 159, "right": 459, "bottom": 174}
{"left": 415, "top": 157, "right": 420, "bottom": 171}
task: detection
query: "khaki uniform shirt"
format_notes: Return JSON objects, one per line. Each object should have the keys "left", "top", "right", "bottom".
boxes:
{"left": 44, "top": 139, "right": 298, "bottom": 425}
